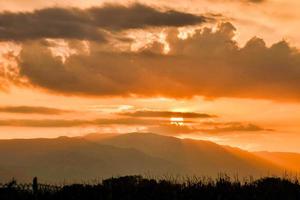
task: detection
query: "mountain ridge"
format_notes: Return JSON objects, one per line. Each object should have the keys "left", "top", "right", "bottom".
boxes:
{"left": 0, "top": 132, "right": 297, "bottom": 182}
{"left": 85, "top": 132, "right": 285, "bottom": 177}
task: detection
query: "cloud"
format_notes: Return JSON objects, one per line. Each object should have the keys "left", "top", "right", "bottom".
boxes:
{"left": 200, "top": 122, "right": 274, "bottom": 133}
{"left": 119, "top": 110, "right": 216, "bottom": 118}
{"left": 0, "top": 4, "right": 207, "bottom": 41}
{"left": 8, "top": 21, "right": 300, "bottom": 102}
{"left": 210, "top": 0, "right": 265, "bottom": 3}
{"left": 0, "top": 106, "right": 70, "bottom": 115}
{"left": 146, "top": 122, "right": 273, "bottom": 135}
{"left": 0, "top": 118, "right": 169, "bottom": 127}
{"left": 0, "top": 119, "right": 88, "bottom": 127}
{"left": 247, "top": 0, "right": 265, "bottom": 3}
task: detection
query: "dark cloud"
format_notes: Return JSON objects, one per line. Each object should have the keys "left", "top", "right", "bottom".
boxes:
{"left": 0, "top": 118, "right": 169, "bottom": 127}
{"left": 0, "top": 8, "right": 106, "bottom": 41}
{"left": 0, "top": 4, "right": 207, "bottom": 41}
{"left": 247, "top": 0, "right": 265, "bottom": 3}
{"left": 119, "top": 110, "right": 216, "bottom": 118}
{"left": 200, "top": 122, "right": 274, "bottom": 133}
{"left": 0, "top": 106, "right": 70, "bottom": 115}
{"left": 0, "top": 119, "right": 88, "bottom": 127}
{"left": 14, "top": 22, "right": 300, "bottom": 101}
{"left": 147, "top": 122, "right": 273, "bottom": 135}
{"left": 210, "top": 0, "right": 265, "bottom": 3}
{"left": 88, "top": 4, "right": 208, "bottom": 30}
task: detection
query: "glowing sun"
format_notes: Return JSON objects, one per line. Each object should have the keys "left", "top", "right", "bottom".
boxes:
{"left": 170, "top": 117, "right": 184, "bottom": 126}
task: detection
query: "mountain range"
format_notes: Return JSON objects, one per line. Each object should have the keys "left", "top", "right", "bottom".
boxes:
{"left": 0, "top": 132, "right": 298, "bottom": 182}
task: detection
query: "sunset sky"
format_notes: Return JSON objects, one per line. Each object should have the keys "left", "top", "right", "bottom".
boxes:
{"left": 1, "top": 0, "right": 300, "bottom": 152}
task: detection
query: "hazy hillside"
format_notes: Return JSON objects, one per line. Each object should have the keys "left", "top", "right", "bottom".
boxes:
{"left": 0, "top": 136, "right": 180, "bottom": 182}
{"left": 255, "top": 152, "right": 300, "bottom": 172}
{"left": 0, "top": 132, "right": 292, "bottom": 182}
{"left": 86, "top": 132, "right": 283, "bottom": 177}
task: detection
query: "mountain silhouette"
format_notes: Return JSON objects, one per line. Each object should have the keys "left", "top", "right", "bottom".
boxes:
{"left": 88, "top": 132, "right": 284, "bottom": 177}
{"left": 0, "top": 136, "right": 180, "bottom": 182}
{"left": 0, "top": 132, "right": 296, "bottom": 182}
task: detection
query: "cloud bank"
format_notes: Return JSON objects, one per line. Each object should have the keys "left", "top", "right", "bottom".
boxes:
{"left": 119, "top": 110, "right": 216, "bottom": 118}
{"left": 0, "top": 106, "right": 69, "bottom": 115}
{"left": 0, "top": 4, "right": 207, "bottom": 41}
{"left": 15, "top": 22, "right": 300, "bottom": 101}
{"left": 0, "top": 3, "right": 299, "bottom": 102}
{"left": 147, "top": 122, "right": 272, "bottom": 135}
{"left": 0, "top": 118, "right": 169, "bottom": 127}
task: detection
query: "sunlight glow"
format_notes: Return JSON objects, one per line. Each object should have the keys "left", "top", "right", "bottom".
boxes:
{"left": 170, "top": 117, "right": 184, "bottom": 126}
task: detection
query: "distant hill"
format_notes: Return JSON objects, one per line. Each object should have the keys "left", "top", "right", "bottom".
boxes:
{"left": 0, "top": 136, "right": 180, "bottom": 182}
{"left": 0, "top": 132, "right": 295, "bottom": 182}
{"left": 85, "top": 132, "right": 283, "bottom": 177}
{"left": 255, "top": 151, "right": 300, "bottom": 173}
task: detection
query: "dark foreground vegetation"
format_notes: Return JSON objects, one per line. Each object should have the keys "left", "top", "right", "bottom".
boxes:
{"left": 1, "top": 175, "right": 300, "bottom": 200}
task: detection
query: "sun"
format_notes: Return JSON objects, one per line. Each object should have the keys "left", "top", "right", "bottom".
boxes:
{"left": 170, "top": 117, "right": 184, "bottom": 126}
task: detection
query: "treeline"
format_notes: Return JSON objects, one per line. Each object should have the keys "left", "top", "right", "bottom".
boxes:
{"left": 1, "top": 175, "right": 300, "bottom": 200}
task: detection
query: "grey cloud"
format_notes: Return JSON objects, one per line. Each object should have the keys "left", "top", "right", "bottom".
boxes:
{"left": 119, "top": 110, "right": 216, "bottom": 118}
{"left": 0, "top": 119, "right": 89, "bottom": 127}
{"left": 0, "top": 8, "right": 106, "bottom": 41}
{"left": 210, "top": 0, "right": 265, "bottom": 3}
{"left": 0, "top": 4, "right": 207, "bottom": 41}
{"left": 0, "top": 106, "right": 70, "bottom": 115}
{"left": 147, "top": 122, "right": 273, "bottom": 135}
{"left": 247, "top": 0, "right": 265, "bottom": 3}
{"left": 0, "top": 118, "right": 169, "bottom": 127}
{"left": 16, "top": 22, "right": 300, "bottom": 101}
{"left": 200, "top": 123, "right": 274, "bottom": 133}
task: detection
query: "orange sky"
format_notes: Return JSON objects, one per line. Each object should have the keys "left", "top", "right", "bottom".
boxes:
{"left": 0, "top": 0, "right": 300, "bottom": 152}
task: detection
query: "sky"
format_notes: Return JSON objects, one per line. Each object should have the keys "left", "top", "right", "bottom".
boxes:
{"left": 0, "top": 0, "right": 300, "bottom": 152}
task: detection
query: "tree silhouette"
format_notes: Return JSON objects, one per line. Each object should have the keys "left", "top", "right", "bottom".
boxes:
{"left": 0, "top": 175, "right": 300, "bottom": 200}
